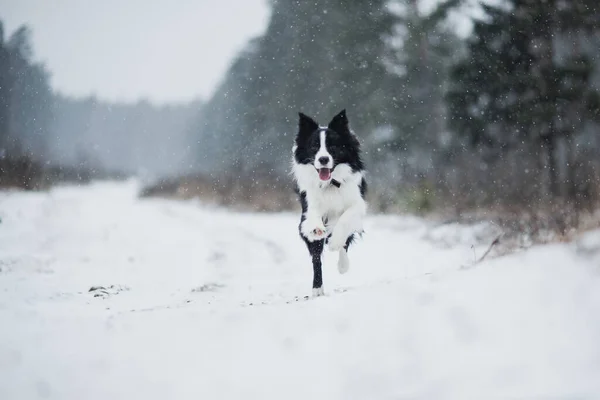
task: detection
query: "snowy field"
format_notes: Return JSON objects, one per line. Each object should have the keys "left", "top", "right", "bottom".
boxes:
{"left": 1, "top": 181, "right": 600, "bottom": 399}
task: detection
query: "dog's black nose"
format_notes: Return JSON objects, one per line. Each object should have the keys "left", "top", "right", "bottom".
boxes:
{"left": 318, "top": 156, "right": 330, "bottom": 165}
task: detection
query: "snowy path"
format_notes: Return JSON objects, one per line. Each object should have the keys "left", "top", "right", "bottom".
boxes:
{"left": 1, "top": 181, "right": 600, "bottom": 399}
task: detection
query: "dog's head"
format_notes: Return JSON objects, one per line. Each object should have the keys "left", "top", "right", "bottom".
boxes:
{"left": 293, "top": 110, "right": 363, "bottom": 182}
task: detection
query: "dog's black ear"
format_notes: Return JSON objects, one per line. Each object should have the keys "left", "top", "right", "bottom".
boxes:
{"left": 298, "top": 112, "right": 318, "bottom": 139}
{"left": 328, "top": 109, "right": 349, "bottom": 134}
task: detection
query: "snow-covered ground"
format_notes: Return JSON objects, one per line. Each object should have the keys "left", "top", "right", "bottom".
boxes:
{"left": 1, "top": 181, "right": 600, "bottom": 399}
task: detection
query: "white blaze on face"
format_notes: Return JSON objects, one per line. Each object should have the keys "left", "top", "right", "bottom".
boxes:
{"left": 314, "top": 129, "right": 333, "bottom": 181}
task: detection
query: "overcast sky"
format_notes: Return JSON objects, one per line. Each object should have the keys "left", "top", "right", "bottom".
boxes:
{"left": 0, "top": 0, "right": 270, "bottom": 104}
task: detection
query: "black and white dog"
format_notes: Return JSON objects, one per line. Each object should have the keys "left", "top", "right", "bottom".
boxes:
{"left": 292, "top": 110, "right": 367, "bottom": 296}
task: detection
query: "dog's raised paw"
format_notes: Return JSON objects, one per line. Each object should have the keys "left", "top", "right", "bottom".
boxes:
{"left": 302, "top": 220, "right": 327, "bottom": 242}
{"left": 307, "top": 227, "right": 326, "bottom": 242}
{"left": 312, "top": 227, "right": 325, "bottom": 237}
{"left": 312, "top": 287, "right": 325, "bottom": 297}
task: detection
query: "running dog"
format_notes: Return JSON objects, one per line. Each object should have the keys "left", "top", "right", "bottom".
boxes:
{"left": 292, "top": 110, "right": 367, "bottom": 296}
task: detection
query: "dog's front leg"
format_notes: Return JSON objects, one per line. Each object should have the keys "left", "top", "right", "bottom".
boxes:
{"left": 299, "top": 194, "right": 327, "bottom": 242}
{"left": 305, "top": 239, "right": 325, "bottom": 296}
{"left": 328, "top": 202, "right": 366, "bottom": 251}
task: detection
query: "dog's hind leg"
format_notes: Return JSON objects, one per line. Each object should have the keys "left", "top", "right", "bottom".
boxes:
{"left": 337, "top": 235, "right": 354, "bottom": 274}
{"left": 305, "top": 238, "right": 325, "bottom": 296}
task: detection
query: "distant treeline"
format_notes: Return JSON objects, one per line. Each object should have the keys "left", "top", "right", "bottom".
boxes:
{"left": 0, "top": 22, "right": 202, "bottom": 185}
{"left": 51, "top": 95, "right": 202, "bottom": 178}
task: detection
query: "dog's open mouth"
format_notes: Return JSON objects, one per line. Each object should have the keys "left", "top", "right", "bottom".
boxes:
{"left": 318, "top": 168, "right": 331, "bottom": 181}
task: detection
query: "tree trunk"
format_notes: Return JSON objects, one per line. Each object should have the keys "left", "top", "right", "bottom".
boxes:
{"left": 546, "top": 135, "right": 559, "bottom": 198}
{"left": 564, "top": 135, "right": 579, "bottom": 205}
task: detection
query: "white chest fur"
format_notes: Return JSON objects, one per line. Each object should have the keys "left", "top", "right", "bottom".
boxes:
{"left": 292, "top": 162, "right": 366, "bottom": 244}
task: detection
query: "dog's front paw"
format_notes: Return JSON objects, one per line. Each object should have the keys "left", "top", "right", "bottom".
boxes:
{"left": 312, "top": 287, "right": 325, "bottom": 297}
{"left": 301, "top": 219, "right": 327, "bottom": 242}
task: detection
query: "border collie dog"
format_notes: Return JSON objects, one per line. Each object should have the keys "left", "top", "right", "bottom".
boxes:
{"left": 292, "top": 109, "right": 367, "bottom": 296}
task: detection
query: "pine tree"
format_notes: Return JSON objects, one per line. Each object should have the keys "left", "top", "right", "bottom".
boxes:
{"left": 6, "top": 26, "right": 53, "bottom": 158}
{"left": 0, "top": 23, "right": 53, "bottom": 159}
{"left": 447, "top": 0, "right": 600, "bottom": 200}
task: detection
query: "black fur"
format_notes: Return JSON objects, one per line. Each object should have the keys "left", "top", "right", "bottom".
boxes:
{"left": 359, "top": 177, "right": 367, "bottom": 197}
{"left": 294, "top": 110, "right": 364, "bottom": 173}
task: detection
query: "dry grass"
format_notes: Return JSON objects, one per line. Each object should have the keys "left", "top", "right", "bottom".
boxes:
{"left": 436, "top": 202, "right": 600, "bottom": 258}
{"left": 140, "top": 173, "right": 298, "bottom": 212}
{"left": 0, "top": 156, "right": 42, "bottom": 190}
{"left": 0, "top": 156, "right": 127, "bottom": 190}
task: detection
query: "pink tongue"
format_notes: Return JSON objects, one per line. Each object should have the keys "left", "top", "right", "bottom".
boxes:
{"left": 319, "top": 168, "right": 331, "bottom": 181}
